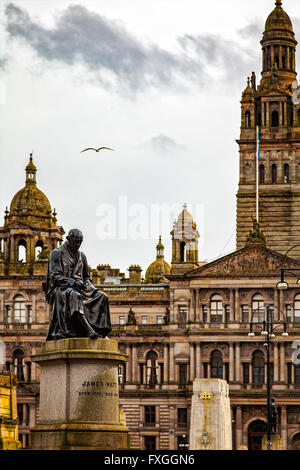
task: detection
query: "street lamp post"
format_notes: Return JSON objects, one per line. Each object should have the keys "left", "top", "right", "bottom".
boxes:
{"left": 277, "top": 244, "right": 300, "bottom": 290}
{"left": 248, "top": 305, "right": 288, "bottom": 450}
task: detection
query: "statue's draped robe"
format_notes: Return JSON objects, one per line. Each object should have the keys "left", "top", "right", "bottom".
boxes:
{"left": 45, "top": 243, "right": 111, "bottom": 340}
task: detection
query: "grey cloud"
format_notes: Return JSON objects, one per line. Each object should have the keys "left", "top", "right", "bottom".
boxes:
{"left": 149, "top": 135, "right": 187, "bottom": 155}
{"left": 238, "top": 19, "right": 264, "bottom": 41}
{"left": 5, "top": 3, "right": 260, "bottom": 95}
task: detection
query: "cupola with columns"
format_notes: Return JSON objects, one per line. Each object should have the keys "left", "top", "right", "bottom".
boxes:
{"left": 0, "top": 155, "right": 64, "bottom": 276}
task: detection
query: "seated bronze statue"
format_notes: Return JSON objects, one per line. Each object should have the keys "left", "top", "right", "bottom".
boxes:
{"left": 44, "top": 229, "right": 111, "bottom": 341}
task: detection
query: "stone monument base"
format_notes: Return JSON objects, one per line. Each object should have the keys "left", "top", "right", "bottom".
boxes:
{"left": 30, "top": 338, "right": 129, "bottom": 450}
{"left": 0, "top": 372, "right": 21, "bottom": 450}
{"left": 262, "top": 434, "right": 282, "bottom": 450}
{"left": 189, "top": 379, "right": 232, "bottom": 450}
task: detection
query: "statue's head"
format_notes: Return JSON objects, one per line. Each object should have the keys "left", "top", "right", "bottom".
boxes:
{"left": 66, "top": 229, "right": 83, "bottom": 252}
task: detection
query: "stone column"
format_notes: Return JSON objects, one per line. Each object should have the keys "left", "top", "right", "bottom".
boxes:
{"left": 249, "top": 363, "right": 253, "bottom": 384}
{"left": 287, "top": 47, "right": 290, "bottom": 71}
{"left": 169, "top": 343, "right": 174, "bottom": 383}
{"left": 266, "top": 102, "right": 270, "bottom": 127}
{"left": 190, "top": 343, "right": 195, "bottom": 382}
{"left": 279, "top": 45, "right": 282, "bottom": 69}
{"left": 236, "top": 406, "right": 242, "bottom": 449}
{"left": 280, "top": 343, "right": 285, "bottom": 383}
{"left": 195, "top": 343, "right": 201, "bottom": 379}
{"left": 235, "top": 343, "right": 241, "bottom": 383}
{"left": 195, "top": 289, "right": 200, "bottom": 322}
{"left": 281, "top": 406, "right": 287, "bottom": 450}
{"left": 132, "top": 344, "right": 137, "bottom": 383}
{"left": 230, "top": 290, "right": 234, "bottom": 322}
{"left": 163, "top": 344, "right": 169, "bottom": 384}
{"left": 274, "top": 343, "right": 279, "bottom": 383}
{"left": 29, "top": 404, "right": 36, "bottom": 427}
{"left": 235, "top": 289, "right": 240, "bottom": 322}
{"left": 126, "top": 344, "right": 132, "bottom": 383}
{"left": 229, "top": 344, "right": 234, "bottom": 382}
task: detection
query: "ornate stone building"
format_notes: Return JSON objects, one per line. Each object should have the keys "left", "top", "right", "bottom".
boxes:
{"left": 1, "top": 0, "right": 300, "bottom": 452}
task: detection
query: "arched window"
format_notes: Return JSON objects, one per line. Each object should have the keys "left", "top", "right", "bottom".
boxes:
{"left": 274, "top": 46, "right": 279, "bottom": 68}
{"left": 252, "top": 294, "right": 264, "bottom": 323}
{"left": 210, "top": 294, "right": 223, "bottom": 323}
{"left": 146, "top": 350, "right": 158, "bottom": 389}
{"left": 180, "top": 242, "right": 186, "bottom": 263}
{"left": 284, "top": 164, "right": 290, "bottom": 183}
{"left": 291, "top": 433, "right": 300, "bottom": 450}
{"left": 248, "top": 420, "right": 267, "bottom": 451}
{"left": 259, "top": 164, "right": 265, "bottom": 184}
{"left": 14, "top": 295, "right": 26, "bottom": 323}
{"left": 252, "top": 350, "right": 265, "bottom": 385}
{"left": 294, "top": 294, "right": 300, "bottom": 323}
{"left": 13, "top": 349, "right": 25, "bottom": 382}
{"left": 211, "top": 350, "right": 223, "bottom": 379}
{"left": 245, "top": 111, "right": 251, "bottom": 128}
{"left": 35, "top": 240, "right": 43, "bottom": 259}
{"left": 18, "top": 240, "right": 26, "bottom": 262}
{"left": 271, "top": 111, "right": 279, "bottom": 127}
{"left": 271, "top": 164, "right": 277, "bottom": 184}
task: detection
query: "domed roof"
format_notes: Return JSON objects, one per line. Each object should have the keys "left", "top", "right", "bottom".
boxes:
{"left": 144, "top": 258, "right": 171, "bottom": 284}
{"left": 144, "top": 236, "right": 171, "bottom": 284}
{"left": 265, "top": 1, "right": 293, "bottom": 33}
{"left": 10, "top": 186, "right": 52, "bottom": 217}
{"left": 9, "top": 155, "right": 52, "bottom": 219}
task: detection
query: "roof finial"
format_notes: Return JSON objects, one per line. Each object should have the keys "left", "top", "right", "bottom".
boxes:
{"left": 275, "top": 1, "right": 282, "bottom": 7}
{"left": 183, "top": 203, "right": 187, "bottom": 210}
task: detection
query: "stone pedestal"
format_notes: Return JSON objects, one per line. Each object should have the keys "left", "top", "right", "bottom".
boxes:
{"left": 189, "top": 379, "right": 232, "bottom": 450}
{"left": 0, "top": 372, "right": 21, "bottom": 450}
{"left": 262, "top": 434, "right": 282, "bottom": 450}
{"left": 30, "top": 338, "right": 129, "bottom": 450}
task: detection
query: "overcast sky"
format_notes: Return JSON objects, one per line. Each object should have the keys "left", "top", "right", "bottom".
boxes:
{"left": 1, "top": 0, "right": 300, "bottom": 276}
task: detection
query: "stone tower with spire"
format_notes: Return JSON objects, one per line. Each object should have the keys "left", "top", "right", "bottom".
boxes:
{"left": 0, "top": 154, "right": 64, "bottom": 276}
{"left": 236, "top": 0, "right": 300, "bottom": 258}
{"left": 170, "top": 205, "right": 200, "bottom": 274}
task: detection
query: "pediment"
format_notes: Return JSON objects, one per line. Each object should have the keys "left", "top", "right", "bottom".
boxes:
{"left": 186, "top": 244, "right": 300, "bottom": 279}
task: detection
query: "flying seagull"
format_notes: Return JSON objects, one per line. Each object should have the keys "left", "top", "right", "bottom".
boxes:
{"left": 80, "top": 147, "right": 114, "bottom": 153}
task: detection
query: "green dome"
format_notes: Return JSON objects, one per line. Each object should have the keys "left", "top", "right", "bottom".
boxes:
{"left": 144, "top": 236, "right": 171, "bottom": 284}
{"left": 144, "top": 258, "right": 171, "bottom": 284}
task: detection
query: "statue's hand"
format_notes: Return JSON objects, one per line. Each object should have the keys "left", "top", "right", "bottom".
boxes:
{"left": 74, "top": 280, "right": 86, "bottom": 292}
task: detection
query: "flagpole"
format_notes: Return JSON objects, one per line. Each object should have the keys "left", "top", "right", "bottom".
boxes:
{"left": 256, "top": 125, "right": 260, "bottom": 222}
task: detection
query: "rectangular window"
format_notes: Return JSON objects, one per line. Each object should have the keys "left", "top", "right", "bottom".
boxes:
{"left": 179, "top": 364, "right": 188, "bottom": 387}
{"left": 157, "top": 316, "right": 162, "bottom": 324}
{"left": 203, "top": 363, "right": 208, "bottom": 378}
{"left": 142, "top": 316, "right": 147, "bottom": 325}
{"left": 295, "top": 366, "right": 300, "bottom": 388}
{"left": 6, "top": 306, "right": 11, "bottom": 324}
{"left": 203, "top": 305, "right": 208, "bottom": 323}
{"left": 242, "top": 306, "right": 249, "bottom": 323}
{"left": 225, "top": 305, "right": 230, "bottom": 323}
{"left": 139, "top": 364, "right": 144, "bottom": 384}
{"left": 286, "top": 305, "right": 292, "bottom": 323}
{"left": 243, "top": 363, "right": 249, "bottom": 384}
{"left": 144, "top": 436, "right": 156, "bottom": 450}
{"left": 145, "top": 406, "right": 156, "bottom": 425}
{"left": 160, "top": 363, "right": 164, "bottom": 385}
{"left": 288, "top": 363, "right": 292, "bottom": 384}
{"left": 179, "top": 306, "right": 187, "bottom": 324}
{"left": 119, "top": 316, "right": 125, "bottom": 325}
{"left": 28, "top": 306, "right": 32, "bottom": 324}
{"left": 295, "top": 300, "right": 300, "bottom": 323}
{"left": 177, "top": 408, "right": 188, "bottom": 426}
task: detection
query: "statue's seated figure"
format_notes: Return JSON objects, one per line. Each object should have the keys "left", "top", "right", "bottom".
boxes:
{"left": 44, "top": 229, "right": 111, "bottom": 341}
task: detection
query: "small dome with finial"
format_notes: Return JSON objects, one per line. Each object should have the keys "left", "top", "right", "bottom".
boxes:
{"left": 241, "top": 77, "right": 255, "bottom": 103}
{"left": 265, "top": 1, "right": 293, "bottom": 34}
{"left": 144, "top": 236, "right": 171, "bottom": 284}
{"left": 8, "top": 155, "right": 53, "bottom": 226}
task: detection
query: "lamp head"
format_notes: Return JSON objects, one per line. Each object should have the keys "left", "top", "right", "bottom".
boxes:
{"left": 277, "top": 281, "right": 288, "bottom": 290}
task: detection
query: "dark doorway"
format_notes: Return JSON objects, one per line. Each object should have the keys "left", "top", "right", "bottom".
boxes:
{"left": 248, "top": 420, "right": 267, "bottom": 450}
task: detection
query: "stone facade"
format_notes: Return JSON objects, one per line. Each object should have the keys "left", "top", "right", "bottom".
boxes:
{"left": 1, "top": 0, "right": 300, "bottom": 452}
